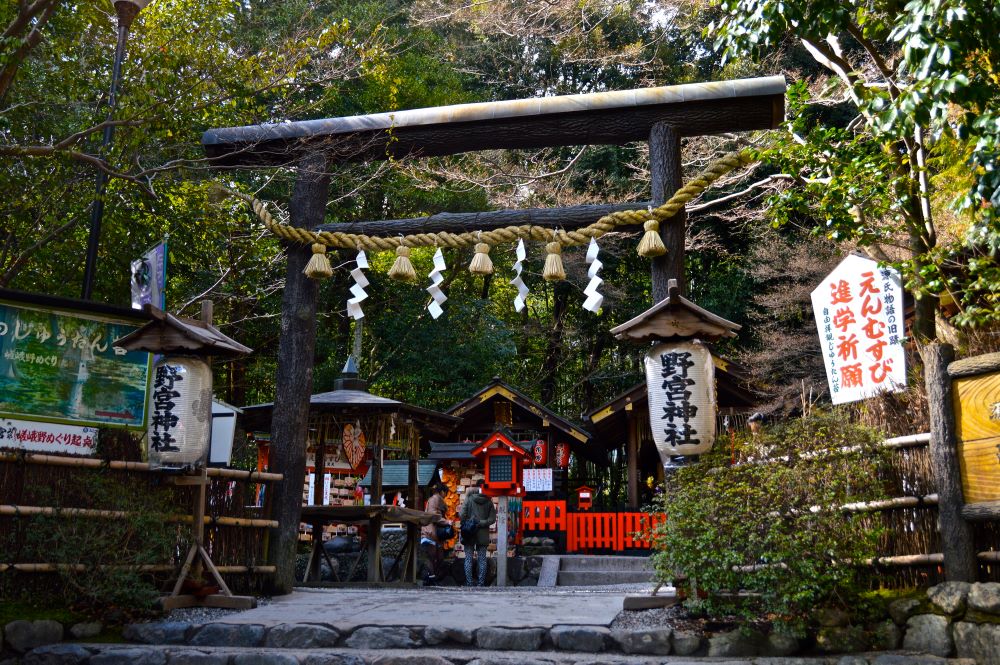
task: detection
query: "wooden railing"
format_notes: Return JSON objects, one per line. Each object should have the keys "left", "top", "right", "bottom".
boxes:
{"left": 521, "top": 500, "right": 664, "bottom": 552}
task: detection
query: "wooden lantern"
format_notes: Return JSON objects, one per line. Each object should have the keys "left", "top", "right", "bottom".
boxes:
{"left": 471, "top": 431, "right": 531, "bottom": 497}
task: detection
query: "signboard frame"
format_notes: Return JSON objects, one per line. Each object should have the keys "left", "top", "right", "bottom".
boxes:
{"left": 0, "top": 296, "right": 153, "bottom": 431}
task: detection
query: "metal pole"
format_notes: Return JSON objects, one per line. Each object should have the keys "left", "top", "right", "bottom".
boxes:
{"left": 81, "top": 3, "right": 141, "bottom": 300}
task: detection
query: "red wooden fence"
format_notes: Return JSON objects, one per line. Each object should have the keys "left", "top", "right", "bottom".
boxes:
{"left": 521, "top": 500, "right": 665, "bottom": 552}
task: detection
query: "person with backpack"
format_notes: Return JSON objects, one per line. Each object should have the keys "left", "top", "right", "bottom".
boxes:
{"left": 459, "top": 479, "right": 496, "bottom": 587}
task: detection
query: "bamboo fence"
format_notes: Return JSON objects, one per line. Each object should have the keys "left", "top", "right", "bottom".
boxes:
{"left": 0, "top": 435, "right": 279, "bottom": 596}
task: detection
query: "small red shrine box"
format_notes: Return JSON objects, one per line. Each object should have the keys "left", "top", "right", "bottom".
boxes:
{"left": 575, "top": 485, "right": 595, "bottom": 511}
{"left": 471, "top": 431, "right": 531, "bottom": 497}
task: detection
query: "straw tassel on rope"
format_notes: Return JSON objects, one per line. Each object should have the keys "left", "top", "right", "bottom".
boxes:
{"left": 469, "top": 242, "right": 493, "bottom": 275}
{"left": 304, "top": 243, "right": 333, "bottom": 279}
{"left": 543, "top": 242, "right": 565, "bottom": 282}
{"left": 637, "top": 219, "right": 667, "bottom": 258}
{"left": 388, "top": 244, "right": 418, "bottom": 282}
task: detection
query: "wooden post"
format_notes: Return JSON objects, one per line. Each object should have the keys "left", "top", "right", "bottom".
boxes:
{"left": 405, "top": 435, "right": 419, "bottom": 583}
{"left": 368, "top": 438, "right": 383, "bottom": 582}
{"left": 497, "top": 495, "right": 509, "bottom": 587}
{"left": 626, "top": 409, "right": 639, "bottom": 510}
{"left": 649, "top": 123, "right": 686, "bottom": 301}
{"left": 265, "top": 152, "right": 330, "bottom": 595}
{"left": 925, "top": 342, "right": 978, "bottom": 581}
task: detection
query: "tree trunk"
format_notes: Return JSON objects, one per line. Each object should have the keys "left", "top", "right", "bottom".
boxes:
{"left": 649, "top": 123, "right": 686, "bottom": 301}
{"left": 265, "top": 152, "right": 330, "bottom": 595}
{"left": 925, "top": 342, "right": 977, "bottom": 581}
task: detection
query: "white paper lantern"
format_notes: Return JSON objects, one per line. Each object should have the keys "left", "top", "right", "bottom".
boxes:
{"left": 147, "top": 356, "right": 213, "bottom": 469}
{"left": 644, "top": 340, "right": 716, "bottom": 460}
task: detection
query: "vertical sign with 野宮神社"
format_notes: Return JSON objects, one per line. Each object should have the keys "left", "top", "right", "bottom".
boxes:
{"left": 644, "top": 340, "right": 715, "bottom": 459}
{"left": 954, "top": 369, "right": 1000, "bottom": 504}
{"left": 0, "top": 301, "right": 150, "bottom": 429}
{"left": 811, "top": 255, "right": 906, "bottom": 404}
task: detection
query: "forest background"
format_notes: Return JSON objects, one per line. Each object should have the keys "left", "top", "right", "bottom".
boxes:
{"left": 2, "top": 0, "right": 999, "bottom": 460}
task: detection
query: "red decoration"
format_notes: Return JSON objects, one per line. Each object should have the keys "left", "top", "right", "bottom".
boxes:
{"left": 343, "top": 423, "right": 366, "bottom": 470}
{"left": 576, "top": 485, "right": 595, "bottom": 511}
{"left": 532, "top": 439, "right": 547, "bottom": 465}
{"left": 554, "top": 442, "right": 571, "bottom": 468}
{"left": 471, "top": 431, "right": 532, "bottom": 497}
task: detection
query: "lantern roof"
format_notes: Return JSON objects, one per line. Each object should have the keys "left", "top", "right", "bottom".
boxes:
{"left": 470, "top": 430, "right": 533, "bottom": 459}
{"left": 610, "top": 279, "right": 741, "bottom": 343}
{"left": 114, "top": 304, "right": 252, "bottom": 357}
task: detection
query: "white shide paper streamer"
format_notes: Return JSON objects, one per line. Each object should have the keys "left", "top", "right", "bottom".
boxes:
{"left": 426, "top": 248, "right": 448, "bottom": 319}
{"left": 582, "top": 237, "right": 604, "bottom": 313}
{"left": 510, "top": 239, "right": 529, "bottom": 312}
{"left": 346, "top": 250, "right": 369, "bottom": 320}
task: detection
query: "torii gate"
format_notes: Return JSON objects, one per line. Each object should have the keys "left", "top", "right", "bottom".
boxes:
{"left": 202, "top": 76, "right": 786, "bottom": 592}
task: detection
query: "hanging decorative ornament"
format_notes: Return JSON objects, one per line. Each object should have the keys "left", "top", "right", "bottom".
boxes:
{"left": 469, "top": 237, "right": 494, "bottom": 275}
{"left": 346, "top": 250, "right": 369, "bottom": 320}
{"left": 343, "top": 422, "right": 367, "bottom": 470}
{"left": 510, "top": 239, "right": 529, "bottom": 312}
{"left": 582, "top": 236, "right": 604, "bottom": 313}
{"left": 542, "top": 241, "right": 566, "bottom": 282}
{"left": 304, "top": 243, "right": 333, "bottom": 279}
{"left": 426, "top": 247, "right": 447, "bottom": 319}
{"left": 637, "top": 207, "right": 667, "bottom": 257}
{"left": 388, "top": 244, "right": 417, "bottom": 282}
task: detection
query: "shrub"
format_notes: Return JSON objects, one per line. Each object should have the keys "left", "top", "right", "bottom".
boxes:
{"left": 11, "top": 472, "right": 176, "bottom": 618}
{"left": 651, "top": 410, "right": 891, "bottom": 633}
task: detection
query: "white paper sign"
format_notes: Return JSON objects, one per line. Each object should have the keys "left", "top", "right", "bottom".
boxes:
{"left": 323, "top": 473, "right": 332, "bottom": 505}
{"left": 0, "top": 418, "right": 98, "bottom": 456}
{"left": 810, "top": 255, "right": 906, "bottom": 404}
{"left": 523, "top": 468, "right": 553, "bottom": 492}
{"left": 644, "top": 340, "right": 715, "bottom": 459}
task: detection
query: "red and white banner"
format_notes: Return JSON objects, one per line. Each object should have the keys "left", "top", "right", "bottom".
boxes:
{"left": 811, "top": 255, "right": 906, "bottom": 405}
{"left": 0, "top": 417, "right": 98, "bottom": 456}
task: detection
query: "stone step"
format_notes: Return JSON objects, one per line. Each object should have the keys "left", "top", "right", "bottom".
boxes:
{"left": 22, "top": 642, "right": 980, "bottom": 665}
{"left": 557, "top": 555, "right": 653, "bottom": 572}
{"left": 556, "top": 570, "right": 655, "bottom": 586}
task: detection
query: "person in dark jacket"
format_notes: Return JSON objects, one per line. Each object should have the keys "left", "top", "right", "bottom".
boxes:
{"left": 459, "top": 479, "right": 496, "bottom": 587}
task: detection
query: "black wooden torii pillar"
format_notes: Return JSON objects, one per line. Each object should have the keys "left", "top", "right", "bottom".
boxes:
{"left": 202, "top": 76, "right": 786, "bottom": 593}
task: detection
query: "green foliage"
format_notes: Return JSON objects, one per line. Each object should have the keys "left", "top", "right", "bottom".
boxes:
{"left": 7, "top": 474, "right": 175, "bottom": 616}
{"left": 651, "top": 411, "right": 890, "bottom": 633}
{"left": 708, "top": 0, "right": 1000, "bottom": 329}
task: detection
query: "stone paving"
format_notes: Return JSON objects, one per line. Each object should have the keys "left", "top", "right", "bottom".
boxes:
{"left": 212, "top": 587, "right": 635, "bottom": 631}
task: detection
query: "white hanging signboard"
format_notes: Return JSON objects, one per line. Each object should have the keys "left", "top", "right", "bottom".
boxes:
{"left": 523, "top": 468, "right": 553, "bottom": 492}
{"left": 810, "top": 255, "right": 906, "bottom": 405}
{"left": 0, "top": 417, "right": 98, "bottom": 456}
{"left": 644, "top": 340, "right": 715, "bottom": 459}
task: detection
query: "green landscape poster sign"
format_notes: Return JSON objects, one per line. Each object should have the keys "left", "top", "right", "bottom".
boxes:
{"left": 0, "top": 301, "right": 151, "bottom": 429}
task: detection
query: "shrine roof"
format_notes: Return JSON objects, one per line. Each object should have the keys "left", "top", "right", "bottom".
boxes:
{"left": 358, "top": 460, "right": 440, "bottom": 489}
{"left": 446, "top": 378, "right": 590, "bottom": 444}
{"left": 202, "top": 76, "right": 785, "bottom": 166}
{"left": 241, "top": 388, "right": 461, "bottom": 435}
{"left": 428, "top": 440, "right": 533, "bottom": 461}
